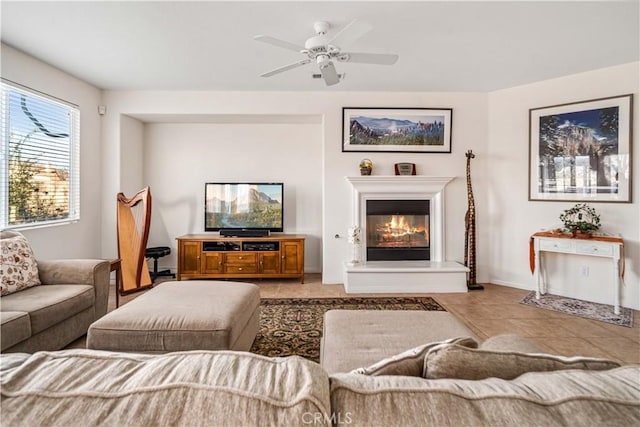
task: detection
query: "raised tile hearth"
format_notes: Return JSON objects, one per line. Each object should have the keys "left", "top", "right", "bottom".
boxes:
{"left": 344, "top": 176, "right": 468, "bottom": 293}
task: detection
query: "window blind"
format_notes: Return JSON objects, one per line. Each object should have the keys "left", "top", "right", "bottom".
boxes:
{"left": 0, "top": 80, "right": 80, "bottom": 229}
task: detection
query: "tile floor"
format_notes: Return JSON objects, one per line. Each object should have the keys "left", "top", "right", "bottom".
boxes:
{"left": 109, "top": 273, "right": 640, "bottom": 364}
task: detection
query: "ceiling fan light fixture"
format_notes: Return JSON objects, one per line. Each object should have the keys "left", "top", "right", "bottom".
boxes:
{"left": 254, "top": 19, "right": 397, "bottom": 86}
{"left": 316, "top": 54, "right": 330, "bottom": 67}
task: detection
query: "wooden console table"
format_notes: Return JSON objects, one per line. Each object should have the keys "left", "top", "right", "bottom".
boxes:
{"left": 176, "top": 234, "right": 305, "bottom": 283}
{"left": 529, "top": 232, "right": 624, "bottom": 314}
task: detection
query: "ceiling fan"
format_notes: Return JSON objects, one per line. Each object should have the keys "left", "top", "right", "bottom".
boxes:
{"left": 254, "top": 20, "right": 399, "bottom": 86}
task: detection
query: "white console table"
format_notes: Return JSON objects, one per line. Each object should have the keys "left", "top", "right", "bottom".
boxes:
{"left": 530, "top": 232, "right": 624, "bottom": 315}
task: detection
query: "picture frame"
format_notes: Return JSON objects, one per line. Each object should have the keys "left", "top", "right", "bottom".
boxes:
{"left": 529, "top": 94, "right": 633, "bottom": 203}
{"left": 342, "top": 107, "right": 452, "bottom": 153}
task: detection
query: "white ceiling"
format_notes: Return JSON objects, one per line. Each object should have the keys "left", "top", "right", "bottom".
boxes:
{"left": 2, "top": 1, "right": 638, "bottom": 92}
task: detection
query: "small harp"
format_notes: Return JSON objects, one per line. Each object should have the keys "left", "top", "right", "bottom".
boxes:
{"left": 116, "top": 187, "right": 153, "bottom": 294}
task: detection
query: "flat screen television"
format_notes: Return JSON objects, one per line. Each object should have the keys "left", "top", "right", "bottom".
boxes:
{"left": 205, "top": 182, "right": 283, "bottom": 232}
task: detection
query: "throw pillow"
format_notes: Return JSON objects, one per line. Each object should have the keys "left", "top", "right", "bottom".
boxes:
{"left": 351, "top": 337, "right": 478, "bottom": 377}
{"left": 423, "top": 343, "right": 621, "bottom": 380}
{"left": 1, "top": 233, "right": 41, "bottom": 296}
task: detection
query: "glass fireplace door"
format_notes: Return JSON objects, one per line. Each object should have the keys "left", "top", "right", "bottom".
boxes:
{"left": 365, "top": 200, "right": 430, "bottom": 261}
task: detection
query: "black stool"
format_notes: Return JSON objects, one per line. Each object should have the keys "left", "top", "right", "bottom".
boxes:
{"left": 145, "top": 246, "right": 175, "bottom": 282}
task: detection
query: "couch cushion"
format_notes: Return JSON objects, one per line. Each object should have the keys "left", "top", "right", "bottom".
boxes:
{"left": 351, "top": 337, "right": 477, "bottom": 377}
{"left": 330, "top": 366, "right": 640, "bottom": 426}
{"left": 423, "top": 343, "right": 621, "bottom": 380}
{"left": 0, "top": 232, "right": 40, "bottom": 296}
{"left": 0, "top": 311, "right": 31, "bottom": 351}
{"left": 1, "top": 349, "right": 332, "bottom": 426}
{"left": 0, "top": 285, "right": 94, "bottom": 335}
{"left": 321, "top": 310, "right": 477, "bottom": 374}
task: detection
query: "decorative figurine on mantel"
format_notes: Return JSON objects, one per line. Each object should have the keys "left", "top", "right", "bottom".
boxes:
{"left": 559, "top": 203, "right": 601, "bottom": 238}
{"left": 359, "top": 159, "right": 373, "bottom": 175}
{"left": 464, "top": 150, "right": 483, "bottom": 290}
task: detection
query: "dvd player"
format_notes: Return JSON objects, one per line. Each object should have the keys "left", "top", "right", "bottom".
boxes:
{"left": 202, "top": 241, "right": 240, "bottom": 251}
{"left": 243, "top": 242, "right": 279, "bottom": 251}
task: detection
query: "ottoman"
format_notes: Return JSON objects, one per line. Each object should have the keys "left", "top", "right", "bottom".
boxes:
{"left": 320, "top": 310, "right": 478, "bottom": 374}
{"left": 87, "top": 281, "right": 260, "bottom": 353}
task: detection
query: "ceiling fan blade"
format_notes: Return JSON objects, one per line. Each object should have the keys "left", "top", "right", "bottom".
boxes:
{"left": 339, "top": 52, "right": 399, "bottom": 65}
{"left": 253, "top": 35, "right": 305, "bottom": 52}
{"left": 260, "top": 59, "right": 312, "bottom": 77}
{"left": 326, "top": 19, "right": 372, "bottom": 48}
{"left": 320, "top": 61, "right": 340, "bottom": 86}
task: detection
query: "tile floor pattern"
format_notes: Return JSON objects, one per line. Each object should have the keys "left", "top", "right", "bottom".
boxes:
{"left": 106, "top": 274, "right": 640, "bottom": 364}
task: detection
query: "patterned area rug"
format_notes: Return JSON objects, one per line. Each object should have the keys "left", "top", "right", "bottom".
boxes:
{"left": 521, "top": 292, "right": 633, "bottom": 327}
{"left": 250, "top": 297, "right": 445, "bottom": 362}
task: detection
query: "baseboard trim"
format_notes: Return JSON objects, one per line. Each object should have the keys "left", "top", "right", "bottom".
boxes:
{"left": 490, "top": 279, "right": 532, "bottom": 291}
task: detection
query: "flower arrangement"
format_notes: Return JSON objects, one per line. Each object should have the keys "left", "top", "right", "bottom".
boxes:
{"left": 359, "top": 159, "right": 373, "bottom": 175}
{"left": 559, "top": 203, "right": 601, "bottom": 235}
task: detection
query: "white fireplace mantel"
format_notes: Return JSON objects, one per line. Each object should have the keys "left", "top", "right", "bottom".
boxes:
{"left": 344, "top": 175, "right": 468, "bottom": 293}
{"left": 346, "top": 175, "right": 454, "bottom": 262}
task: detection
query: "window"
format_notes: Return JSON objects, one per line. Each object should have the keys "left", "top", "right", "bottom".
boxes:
{"left": 0, "top": 80, "right": 80, "bottom": 229}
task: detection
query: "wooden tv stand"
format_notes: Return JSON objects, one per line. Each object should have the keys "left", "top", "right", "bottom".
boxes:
{"left": 176, "top": 234, "right": 305, "bottom": 283}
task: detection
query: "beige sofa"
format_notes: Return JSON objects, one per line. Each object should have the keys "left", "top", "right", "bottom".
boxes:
{"left": 1, "top": 231, "right": 111, "bottom": 353}
{"left": 1, "top": 336, "right": 638, "bottom": 426}
{"left": 319, "top": 310, "right": 638, "bottom": 425}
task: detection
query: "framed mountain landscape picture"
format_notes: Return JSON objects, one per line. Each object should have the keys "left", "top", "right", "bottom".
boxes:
{"left": 342, "top": 107, "right": 453, "bottom": 153}
{"left": 529, "top": 94, "right": 633, "bottom": 202}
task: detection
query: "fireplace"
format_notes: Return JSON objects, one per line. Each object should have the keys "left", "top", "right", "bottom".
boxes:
{"left": 366, "top": 200, "right": 430, "bottom": 261}
{"left": 344, "top": 176, "right": 468, "bottom": 293}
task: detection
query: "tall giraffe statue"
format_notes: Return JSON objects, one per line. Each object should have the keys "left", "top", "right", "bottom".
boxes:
{"left": 465, "top": 150, "right": 483, "bottom": 290}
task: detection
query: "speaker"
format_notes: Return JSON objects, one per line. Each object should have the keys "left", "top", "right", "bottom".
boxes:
{"left": 220, "top": 229, "right": 270, "bottom": 237}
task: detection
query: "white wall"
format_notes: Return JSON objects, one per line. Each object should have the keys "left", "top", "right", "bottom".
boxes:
{"left": 100, "top": 91, "right": 489, "bottom": 284}
{"left": 120, "top": 115, "right": 145, "bottom": 196}
{"left": 1, "top": 44, "right": 103, "bottom": 259}
{"left": 488, "top": 62, "right": 639, "bottom": 310}
{"left": 143, "top": 122, "right": 323, "bottom": 272}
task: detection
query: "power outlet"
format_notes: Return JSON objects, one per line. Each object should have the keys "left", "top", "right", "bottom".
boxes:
{"left": 580, "top": 265, "right": 590, "bottom": 277}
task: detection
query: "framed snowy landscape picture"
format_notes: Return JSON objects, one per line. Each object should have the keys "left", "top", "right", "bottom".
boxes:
{"left": 529, "top": 94, "right": 633, "bottom": 202}
{"left": 342, "top": 107, "right": 452, "bottom": 153}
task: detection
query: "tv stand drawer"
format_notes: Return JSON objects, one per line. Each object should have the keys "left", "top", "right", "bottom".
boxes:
{"left": 225, "top": 264, "right": 258, "bottom": 274}
{"left": 226, "top": 253, "right": 257, "bottom": 264}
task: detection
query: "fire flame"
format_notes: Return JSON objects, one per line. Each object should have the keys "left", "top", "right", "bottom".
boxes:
{"left": 383, "top": 215, "right": 422, "bottom": 237}
{"left": 368, "top": 214, "right": 429, "bottom": 248}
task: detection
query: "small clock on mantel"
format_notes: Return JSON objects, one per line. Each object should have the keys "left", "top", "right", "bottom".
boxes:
{"left": 394, "top": 163, "right": 416, "bottom": 175}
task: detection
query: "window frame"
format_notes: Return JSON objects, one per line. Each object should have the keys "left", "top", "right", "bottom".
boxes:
{"left": 0, "top": 79, "right": 80, "bottom": 230}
